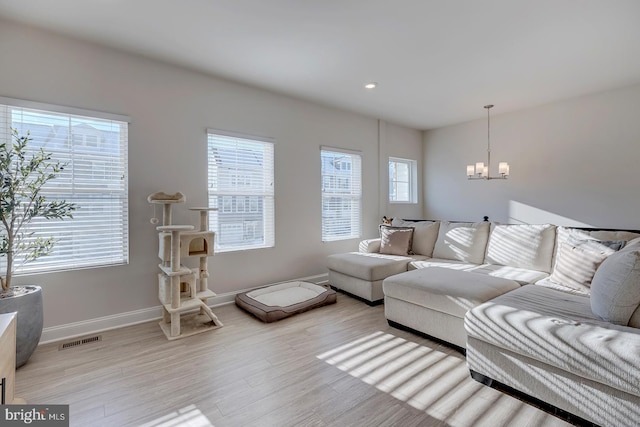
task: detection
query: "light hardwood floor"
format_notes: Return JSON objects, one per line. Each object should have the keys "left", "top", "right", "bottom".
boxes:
{"left": 16, "top": 294, "right": 574, "bottom": 427}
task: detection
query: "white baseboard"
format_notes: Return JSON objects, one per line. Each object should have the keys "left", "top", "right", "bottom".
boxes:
{"left": 40, "top": 273, "right": 329, "bottom": 344}
{"left": 40, "top": 306, "right": 164, "bottom": 344}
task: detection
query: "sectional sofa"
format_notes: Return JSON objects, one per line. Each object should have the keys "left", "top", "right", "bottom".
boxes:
{"left": 327, "top": 219, "right": 640, "bottom": 427}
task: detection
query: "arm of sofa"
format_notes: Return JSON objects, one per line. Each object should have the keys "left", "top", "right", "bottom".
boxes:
{"left": 359, "top": 238, "right": 381, "bottom": 253}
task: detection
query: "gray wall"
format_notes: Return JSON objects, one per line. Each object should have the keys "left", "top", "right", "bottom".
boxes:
{"left": 0, "top": 19, "right": 422, "bottom": 328}
{"left": 423, "top": 84, "right": 640, "bottom": 228}
{"left": 378, "top": 121, "right": 424, "bottom": 221}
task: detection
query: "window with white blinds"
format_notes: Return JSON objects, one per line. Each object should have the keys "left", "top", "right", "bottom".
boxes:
{"left": 207, "top": 130, "right": 275, "bottom": 252}
{"left": 321, "top": 147, "right": 362, "bottom": 241}
{"left": 389, "top": 156, "right": 417, "bottom": 203}
{"left": 0, "top": 98, "right": 129, "bottom": 275}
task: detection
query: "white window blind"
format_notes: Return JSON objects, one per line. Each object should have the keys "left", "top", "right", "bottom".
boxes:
{"left": 389, "top": 157, "right": 417, "bottom": 203}
{"left": 321, "top": 147, "right": 362, "bottom": 241}
{"left": 207, "top": 130, "right": 275, "bottom": 252}
{"left": 0, "top": 98, "right": 129, "bottom": 275}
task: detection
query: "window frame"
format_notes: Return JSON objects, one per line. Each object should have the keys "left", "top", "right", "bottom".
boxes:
{"left": 320, "top": 146, "right": 362, "bottom": 242}
{"left": 207, "top": 129, "right": 275, "bottom": 253}
{"left": 0, "top": 96, "right": 129, "bottom": 276}
{"left": 388, "top": 156, "right": 418, "bottom": 204}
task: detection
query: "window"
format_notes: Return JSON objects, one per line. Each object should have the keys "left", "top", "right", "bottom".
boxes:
{"left": 321, "top": 147, "right": 362, "bottom": 241}
{"left": 207, "top": 130, "right": 275, "bottom": 252}
{"left": 389, "top": 157, "right": 417, "bottom": 203}
{"left": 0, "top": 97, "right": 129, "bottom": 274}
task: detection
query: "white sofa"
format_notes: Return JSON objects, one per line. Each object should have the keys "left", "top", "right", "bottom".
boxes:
{"left": 327, "top": 219, "right": 640, "bottom": 426}
{"left": 327, "top": 219, "right": 555, "bottom": 304}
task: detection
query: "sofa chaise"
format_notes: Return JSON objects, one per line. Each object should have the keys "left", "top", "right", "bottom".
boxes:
{"left": 327, "top": 218, "right": 640, "bottom": 426}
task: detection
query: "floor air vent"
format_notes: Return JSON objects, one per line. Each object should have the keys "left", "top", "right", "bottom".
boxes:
{"left": 58, "top": 335, "right": 102, "bottom": 351}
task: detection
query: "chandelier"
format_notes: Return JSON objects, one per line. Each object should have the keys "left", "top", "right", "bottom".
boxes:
{"left": 467, "top": 104, "right": 509, "bottom": 180}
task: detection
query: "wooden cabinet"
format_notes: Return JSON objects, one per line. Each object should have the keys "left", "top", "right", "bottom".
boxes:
{"left": 0, "top": 312, "right": 17, "bottom": 404}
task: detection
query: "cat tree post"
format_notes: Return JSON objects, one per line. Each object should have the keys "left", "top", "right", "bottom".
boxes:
{"left": 189, "top": 207, "right": 218, "bottom": 293}
{"left": 162, "top": 203, "right": 172, "bottom": 226}
{"left": 157, "top": 225, "right": 194, "bottom": 337}
{"left": 148, "top": 192, "right": 222, "bottom": 340}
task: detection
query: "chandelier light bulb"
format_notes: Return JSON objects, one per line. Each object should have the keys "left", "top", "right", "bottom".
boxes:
{"left": 467, "top": 105, "right": 509, "bottom": 180}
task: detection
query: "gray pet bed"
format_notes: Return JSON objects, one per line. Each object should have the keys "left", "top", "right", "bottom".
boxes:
{"left": 235, "top": 281, "right": 337, "bottom": 322}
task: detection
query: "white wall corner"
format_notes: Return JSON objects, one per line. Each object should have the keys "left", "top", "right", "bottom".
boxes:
{"left": 378, "top": 119, "right": 388, "bottom": 220}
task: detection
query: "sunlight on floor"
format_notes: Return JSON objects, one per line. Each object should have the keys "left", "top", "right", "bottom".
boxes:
{"left": 317, "top": 331, "right": 467, "bottom": 409}
{"left": 137, "top": 404, "right": 213, "bottom": 427}
{"left": 317, "top": 331, "right": 558, "bottom": 426}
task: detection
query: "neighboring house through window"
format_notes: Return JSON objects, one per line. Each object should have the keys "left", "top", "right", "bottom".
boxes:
{"left": 0, "top": 97, "right": 129, "bottom": 275}
{"left": 389, "top": 156, "right": 417, "bottom": 203}
{"left": 321, "top": 147, "right": 362, "bottom": 241}
{"left": 207, "top": 130, "right": 275, "bottom": 252}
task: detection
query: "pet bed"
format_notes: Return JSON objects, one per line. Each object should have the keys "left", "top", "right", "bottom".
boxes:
{"left": 235, "top": 281, "right": 337, "bottom": 322}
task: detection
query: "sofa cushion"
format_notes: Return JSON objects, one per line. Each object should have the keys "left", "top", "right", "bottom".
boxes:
{"left": 359, "top": 238, "right": 381, "bottom": 253}
{"left": 472, "top": 264, "right": 549, "bottom": 285}
{"left": 591, "top": 247, "right": 640, "bottom": 325}
{"left": 534, "top": 278, "right": 591, "bottom": 296}
{"left": 408, "top": 259, "right": 548, "bottom": 285}
{"left": 327, "top": 252, "right": 421, "bottom": 282}
{"left": 465, "top": 285, "right": 640, "bottom": 398}
{"left": 379, "top": 225, "right": 414, "bottom": 256}
{"left": 383, "top": 267, "right": 519, "bottom": 319}
{"left": 485, "top": 223, "right": 556, "bottom": 273}
{"left": 432, "top": 221, "right": 490, "bottom": 264}
{"left": 392, "top": 219, "right": 440, "bottom": 257}
{"left": 408, "top": 258, "right": 479, "bottom": 271}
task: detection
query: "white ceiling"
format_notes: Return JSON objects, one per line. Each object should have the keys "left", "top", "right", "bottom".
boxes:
{"left": 1, "top": 0, "right": 640, "bottom": 130}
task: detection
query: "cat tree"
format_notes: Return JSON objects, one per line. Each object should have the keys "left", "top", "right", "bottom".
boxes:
{"left": 148, "top": 191, "right": 223, "bottom": 340}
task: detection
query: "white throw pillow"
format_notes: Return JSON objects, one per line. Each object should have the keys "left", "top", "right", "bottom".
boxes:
{"left": 554, "top": 226, "right": 635, "bottom": 264}
{"left": 548, "top": 235, "right": 624, "bottom": 293}
{"left": 591, "top": 248, "right": 640, "bottom": 325}
{"left": 549, "top": 243, "right": 613, "bottom": 293}
{"left": 391, "top": 219, "right": 440, "bottom": 257}
{"left": 432, "top": 221, "right": 490, "bottom": 264}
{"left": 485, "top": 223, "right": 556, "bottom": 272}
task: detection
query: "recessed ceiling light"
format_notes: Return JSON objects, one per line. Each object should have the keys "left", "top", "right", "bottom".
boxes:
{"left": 365, "top": 82, "right": 378, "bottom": 89}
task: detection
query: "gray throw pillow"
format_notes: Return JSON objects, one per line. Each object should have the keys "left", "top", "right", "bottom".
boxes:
{"left": 590, "top": 248, "right": 640, "bottom": 325}
{"left": 391, "top": 219, "right": 440, "bottom": 257}
{"left": 379, "top": 225, "right": 414, "bottom": 256}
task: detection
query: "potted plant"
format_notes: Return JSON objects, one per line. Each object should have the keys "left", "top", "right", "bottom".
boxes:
{"left": 0, "top": 129, "right": 76, "bottom": 367}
